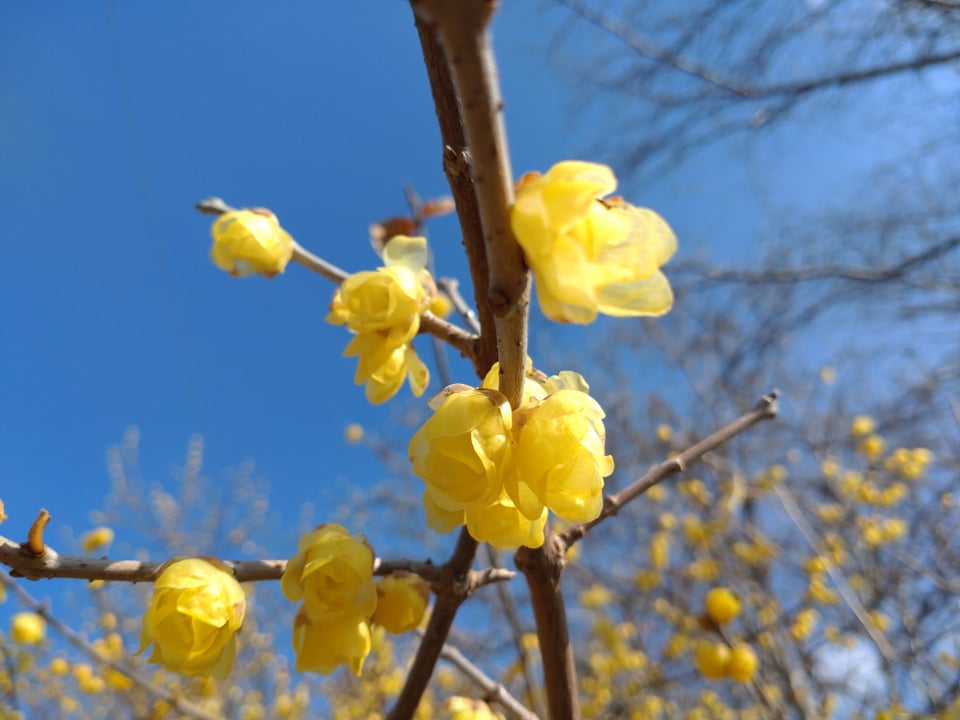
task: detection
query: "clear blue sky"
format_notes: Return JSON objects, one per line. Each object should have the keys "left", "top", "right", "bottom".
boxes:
{"left": 0, "top": 2, "right": 915, "bottom": 571}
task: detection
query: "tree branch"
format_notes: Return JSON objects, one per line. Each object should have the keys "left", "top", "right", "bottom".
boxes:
{"left": 561, "top": 389, "right": 779, "bottom": 548}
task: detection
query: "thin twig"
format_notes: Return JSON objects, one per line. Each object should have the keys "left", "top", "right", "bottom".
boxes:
{"left": 432, "top": 635, "right": 540, "bottom": 720}
{"left": 0, "top": 573, "right": 226, "bottom": 720}
{"left": 561, "top": 390, "right": 780, "bottom": 548}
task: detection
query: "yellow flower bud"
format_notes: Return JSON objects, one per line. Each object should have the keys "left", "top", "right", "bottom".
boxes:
{"left": 343, "top": 423, "right": 364, "bottom": 444}
{"left": 704, "top": 587, "right": 741, "bottom": 625}
{"left": 511, "top": 161, "right": 676, "bottom": 324}
{"left": 292, "top": 608, "right": 371, "bottom": 676}
{"left": 372, "top": 572, "right": 430, "bottom": 634}
{"left": 695, "top": 641, "right": 731, "bottom": 680}
{"left": 507, "top": 389, "right": 613, "bottom": 523}
{"left": 138, "top": 558, "right": 245, "bottom": 678}
{"left": 281, "top": 524, "right": 377, "bottom": 623}
{"left": 10, "top": 612, "right": 46, "bottom": 644}
{"left": 728, "top": 643, "right": 758, "bottom": 683}
{"left": 410, "top": 388, "right": 512, "bottom": 514}
{"left": 50, "top": 657, "right": 69, "bottom": 675}
{"left": 81, "top": 526, "right": 114, "bottom": 553}
{"left": 464, "top": 493, "right": 548, "bottom": 549}
{"left": 210, "top": 209, "right": 293, "bottom": 278}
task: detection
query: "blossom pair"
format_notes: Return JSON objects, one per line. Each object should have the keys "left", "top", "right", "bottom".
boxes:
{"left": 326, "top": 235, "right": 435, "bottom": 404}
{"left": 409, "top": 363, "right": 614, "bottom": 549}
{"left": 281, "top": 524, "right": 429, "bottom": 676}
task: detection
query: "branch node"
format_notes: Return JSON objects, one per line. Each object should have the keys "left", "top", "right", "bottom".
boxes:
{"left": 24, "top": 509, "right": 50, "bottom": 557}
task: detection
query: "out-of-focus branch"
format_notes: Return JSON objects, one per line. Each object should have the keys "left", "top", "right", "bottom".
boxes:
{"left": 558, "top": 0, "right": 960, "bottom": 100}
{"left": 0, "top": 573, "right": 226, "bottom": 720}
{"left": 434, "top": 635, "right": 540, "bottom": 720}
{"left": 561, "top": 390, "right": 779, "bottom": 547}
{"left": 194, "top": 197, "right": 480, "bottom": 361}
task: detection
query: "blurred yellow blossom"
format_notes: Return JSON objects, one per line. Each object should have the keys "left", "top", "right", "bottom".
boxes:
{"left": 281, "top": 524, "right": 377, "bottom": 623}
{"left": 819, "top": 365, "right": 837, "bottom": 384}
{"left": 850, "top": 415, "right": 876, "bottom": 437}
{"left": 343, "top": 423, "right": 364, "bottom": 444}
{"left": 49, "top": 657, "right": 69, "bottom": 675}
{"left": 10, "top": 612, "right": 46, "bottom": 644}
{"left": 695, "top": 641, "right": 731, "bottom": 680}
{"left": 210, "top": 208, "right": 293, "bottom": 278}
{"left": 728, "top": 643, "right": 758, "bottom": 683}
{"left": 327, "top": 235, "right": 435, "bottom": 404}
{"left": 81, "top": 526, "right": 114, "bottom": 553}
{"left": 292, "top": 609, "right": 371, "bottom": 676}
{"left": 138, "top": 558, "right": 245, "bottom": 679}
{"left": 511, "top": 161, "right": 675, "bottom": 324}
{"left": 656, "top": 424, "right": 673, "bottom": 442}
{"left": 704, "top": 588, "right": 741, "bottom": 625}
{"left": 372, "top": 572, "right": 430, "bottom": 635}
{"left": 859, "top": 434, "right": 886, "bottom": 460}
{"left": 445, "top": 696, "right": 505, "bottom": 720}
{"left": 429, "top": 292, "right": 453, "bottom": 318}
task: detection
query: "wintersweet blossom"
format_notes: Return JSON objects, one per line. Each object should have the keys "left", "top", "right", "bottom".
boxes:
{"left": 506, "top": 386, "right": 613, "bottom": 523}
{"left": 11, "top": 612, "right": 46, "bottom": 644}
{"left": 138, "top": 558, "right": 246, "bottom": 678}
{"left": 464, "top": 492, "right": 548, "bottom": 549}
{"left": 281, "top": 524, "right": 377, "bottom": 622}
{"left": 292, "top": 608, "right": 372, "bottom": 676}
{"left": 371, "top": 572, "right": 430, "bottom": 634}
{"left": 327, "top": 235, "right": 435, "bottom": 404}
{"left": 446, "top": 696, "right": 506, "bottom": 720}
{"left": 81, "top": 526, "right": 114, "bottom": 553}
{"left": 409, "top": 387, "right": 513, "bottom": 514}
{"left": 511, "top": 160, "right": 676, "bottom": 324}
{"left": 209, "top": 208, "right": 294, "bottom": 278}
{"left": 704, "top": 587, "right": 741, "bottom": 625}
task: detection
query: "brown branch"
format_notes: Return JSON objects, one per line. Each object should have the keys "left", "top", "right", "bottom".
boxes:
{"left": 515, "top": 532, "right": 577, "bottom": 720}
{"left": 434, "top": 636, "right": 540, "bottom": 720}
{"left": 0, "top": 573, "right": 226, "bottom": 720}
{"left": 561, "top": 389, "right": 780, "bottom": 548}
{"left": 412, "top": 0, "right": 530, "bottom": 407}
{"left": 388, "top": 528, "right": 480, "bottom": 720}
{"left": 0, "top": 535, "right": 491, "bottom": 586}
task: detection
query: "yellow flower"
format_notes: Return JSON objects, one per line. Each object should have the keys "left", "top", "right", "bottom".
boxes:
{"left": 372, "top": 572, "right": 430, "bottom": 634}
{"left": 422, "top": 490, "right": 466, "bottom": 534}
{"left": 464, "top": 493, "right": 548, "bottom": 549}
{"left": 10, "top": 612, "right": 46, "bottom": 644}
{"left": 409, "top": 387, "right": 512, "bottom": 514}
{"left": 81, "top": 526, "right": 114, "bottom": 553}
{"left": 343, "top": 423, "right": 364, "bottom": 444}
{"left": 506, "top": 388, "right": 613, "bottom": 523}
{"left": 728, "top": 643, "right": 758, "bottom": 683}
{"left": 138, "top": 558, "right": 245, "bottom": 679}
{"left": 445, "top": 696, "right": 505, "bottom": 720}
{"left": 281, "top": 524, "right": 377, "bottom": 623}
{"left": 342, "top": 331, "right": 429, "bottom": 405}
{"left": 704, "top": 587, "right": 741, "bottom": 625}
{"left": 327, "top": 236, "right": 435, "bottom": 404}
{"left": 850, "top": 415, "right": 876, "bottom": 437}
{"left": 210, "top": 209, "right": 293, "bottom": 278}
{"left": 695, "top": 641, "right": 731, "bottom": 680}
{"left": 292, "top": 608, "right": 371, "bottom": 676}
{"left": 511, "top": 161, "right": 676, "bottom": 324}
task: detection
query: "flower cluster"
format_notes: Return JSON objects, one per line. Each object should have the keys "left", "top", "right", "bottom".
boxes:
{"left": 138, "top": 558, "right": 246, "bottom": 679}
{"left": 326, "top": 235, "right": 435, "bottom": 404}
{"left": 282, "top": 524, "right": 429, "bottom": 676}
{"left": 409, "top": 362, "right": 614, "bottom": 549}
{"left": 209, "top": 208, "right": 294, "bottom": 278}
{"left": 511, "top": 161, "right": 676, "bottom": 324}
